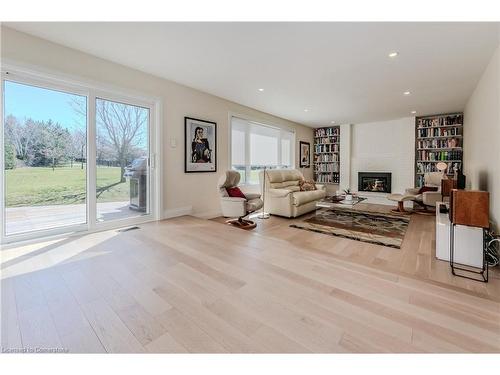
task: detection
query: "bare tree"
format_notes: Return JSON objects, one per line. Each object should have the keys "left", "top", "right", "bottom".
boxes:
{"left": 95, "top": 99, "right": 147, "bottom": 182}
{"left": 71, "top": 98, "right": 147, "bottom": 183}
{"left": 69, "top": 129, "right": 86, "bottom": 169}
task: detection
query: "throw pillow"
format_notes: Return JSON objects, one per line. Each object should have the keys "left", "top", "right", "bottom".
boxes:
{"left": 418, "top": 186, "right": 439, "bottom": 194}
{"left": 299, "top": 179, "right": 317, "bottom": 191}
{"left": 226, "top": 186, "right": 246, "bottom": 199}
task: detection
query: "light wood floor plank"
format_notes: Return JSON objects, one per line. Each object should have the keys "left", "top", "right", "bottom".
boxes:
{"left": 80, "top": 299, "right": 145, "bottom": 353}
{"left": 0, "top": 278, "right": 22, "bottom": 350}
{"left": 155, "top": 308, "right": 228, "bottom": 353}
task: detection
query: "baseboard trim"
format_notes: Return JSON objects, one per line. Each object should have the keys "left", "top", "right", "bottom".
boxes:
{"left": 163, "top": 206, "right": 193, "bottom": 219}
{"left": 193, "top": 210, "right": 222, "bottom": 219}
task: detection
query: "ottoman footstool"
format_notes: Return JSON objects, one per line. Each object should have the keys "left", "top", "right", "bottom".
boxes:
{"left": 387, "top": 193, "right": 415, "bottom": 214}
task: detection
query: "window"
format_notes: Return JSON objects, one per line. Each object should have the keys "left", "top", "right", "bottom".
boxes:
{"left": 231, "top": 116, "right": 295, "bottom": 185}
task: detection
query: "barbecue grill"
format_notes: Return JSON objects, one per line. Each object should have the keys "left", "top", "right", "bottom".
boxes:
{"left": 124, "top": 157, "right": 148, "bottom": 212}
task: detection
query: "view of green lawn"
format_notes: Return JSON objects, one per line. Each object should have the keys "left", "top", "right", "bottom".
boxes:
{"left": 6, "top": 165, "right": 129, "bottom": 207}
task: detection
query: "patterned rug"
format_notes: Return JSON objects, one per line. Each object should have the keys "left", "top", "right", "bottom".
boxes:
{"left": 290, "top": 208, "right": 410, "bottom": 249}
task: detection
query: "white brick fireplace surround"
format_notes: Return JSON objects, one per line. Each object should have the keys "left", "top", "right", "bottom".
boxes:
{"left": 338, "top": 117, "right": 415, "bottom": 206}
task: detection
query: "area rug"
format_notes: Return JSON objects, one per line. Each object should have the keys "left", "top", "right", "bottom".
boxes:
{"left": 290, "top": 208, "right": 410, "bottom": 249}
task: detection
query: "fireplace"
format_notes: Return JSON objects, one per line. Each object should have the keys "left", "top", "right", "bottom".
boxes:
{"left": 358, "top": 172, "right": 392, "bottom": 193}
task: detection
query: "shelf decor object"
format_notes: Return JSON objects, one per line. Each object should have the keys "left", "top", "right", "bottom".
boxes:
{"left": 313, "top": 126, "right": 340, "bottom": 185}
{"left": 414, "top": 113, "right": 463, "bottom": 187}
{"left": 449, "top": 189, "right": 490, "bottom": 282}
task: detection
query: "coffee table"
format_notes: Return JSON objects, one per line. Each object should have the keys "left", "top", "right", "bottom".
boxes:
{"left": 316, "top": 195, "right": 367, "bottom": 209}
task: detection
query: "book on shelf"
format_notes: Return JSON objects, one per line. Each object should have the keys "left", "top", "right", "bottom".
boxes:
{"left": 417, "top": 114, "right": 463, "bottom": 128}
{"left": 315, "top": 136, "right": 339, "bottom": 144}
{"left": 417, "top": 149, "right": 462, "bottom": 161}
{"left": 314, "top": 153, "right": 340, "bottom": 162}
{"left": 417, "top": 127, "right": 462, "bottom": 138}
{"left": 315, "top": 143, "right": 339, "bottom": 153}
{"left": 416, "top": 161, "right": 461, "bottom": 175}
{"left": 315, "top": 127, "right": 340, "bottom": 137}
{"left": 315, "top": 172, "right": 340, "bottom": 184}
{"left": 314, "top": 163, "right": 340, "bottom": 173}
{"left": 417, "top": 137, "right": 461, "bottom": 149}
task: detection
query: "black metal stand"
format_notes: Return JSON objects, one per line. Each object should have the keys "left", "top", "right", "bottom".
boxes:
{"left": 449, "top": 224, "right": 489, "bottom": 282}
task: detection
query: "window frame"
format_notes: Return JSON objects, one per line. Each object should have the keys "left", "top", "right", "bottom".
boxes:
{"left": 229, "top": 114, "right": 296, "bottom": 186}
{"left": 0, "top": 62, "right": 162, "bottom": 244}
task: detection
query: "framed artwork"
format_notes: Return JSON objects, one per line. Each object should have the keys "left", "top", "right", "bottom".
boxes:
{"left": 184, "top": 117, "right": 217, "bottom": 173}
{"left": 299, "top": 141, "right": 310, "bottom": 168}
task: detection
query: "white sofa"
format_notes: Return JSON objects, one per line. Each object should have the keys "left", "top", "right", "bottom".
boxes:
{"left": 260, "top": 169, "right": 326, "bottom": 218}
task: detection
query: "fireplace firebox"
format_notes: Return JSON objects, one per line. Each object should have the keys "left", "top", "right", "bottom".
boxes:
{"left": 358, "top": 172, "right": 392, "bottom": 193}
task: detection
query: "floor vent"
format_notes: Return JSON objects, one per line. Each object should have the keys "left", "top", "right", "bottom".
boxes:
{"left": 118, "top": 226, "right": 140, "bottom": 233}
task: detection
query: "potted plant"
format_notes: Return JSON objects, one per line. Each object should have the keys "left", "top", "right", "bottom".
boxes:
{"left": 344, "top": 188, "right": 353, "bottom": 201}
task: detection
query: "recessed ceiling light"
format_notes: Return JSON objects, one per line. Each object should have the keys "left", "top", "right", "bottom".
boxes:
{"left": 331, "top": 121, "right": 335, "bottom": 124}
{"left": 411, "top": 110, "right": 417, "bottom": 114}
{"left": 388, "top": 51, "right": 399, "bottom": 58}
{"left": 304, "top": 109, "right": 309, "bottom": 112}
{"left": 258, "top": 88, "right": 264, "bottom": 92}
{"left": 403, "top": 91, "right": 411, "bottom": 96}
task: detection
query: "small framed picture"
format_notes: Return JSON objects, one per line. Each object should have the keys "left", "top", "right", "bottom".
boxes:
{"left": 184, "top": 117, "right": 217, "bottom": 173}
{"left": 299, "top": 141, "right": 310, "bottom": 168}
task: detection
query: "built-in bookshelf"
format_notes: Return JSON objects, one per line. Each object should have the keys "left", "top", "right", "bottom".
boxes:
{"left": 414, "top": 113, "right": 463, "bottom": 187}
{"left": 314, "top": 126, "right": 340, "bottom": 184}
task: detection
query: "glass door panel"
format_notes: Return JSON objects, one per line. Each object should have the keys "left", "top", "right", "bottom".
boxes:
{"left": 95, "top": 97, "right": 150, "bottom": 222}
{"left": 3, "top": 80, "right": 87, "bottom": 235}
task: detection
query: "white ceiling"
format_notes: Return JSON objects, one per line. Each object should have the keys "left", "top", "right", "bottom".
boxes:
{"left": 6, "top": 22, "right": 500, "bottom": 127}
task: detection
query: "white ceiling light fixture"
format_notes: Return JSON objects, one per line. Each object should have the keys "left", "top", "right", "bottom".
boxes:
{"left": 304, "top": 109, "right": 310, "bottom": 112}
{"left": 403, "top": 91, "right": 411, "bottom": 96}
{"left": 411, "top": 110, "right": 417, "bottom": 114}
{"left": 388, "top": 51, "right": 399, "bottom": 58}
{"left": 330, "top": 120, "right": 335, "bottom": 124}
{"left": 258, "top": 88, "right": 264, "bottom": 92}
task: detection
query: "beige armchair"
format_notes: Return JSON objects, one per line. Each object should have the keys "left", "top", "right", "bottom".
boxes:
{"left": 406, "top": 172, "right": 444, "bottom": 209}
{"left": 259, "top": 169, "right": 326, "bottom": 218}
{"left": 217, "top": 170, "right": 263, "bottom": 229}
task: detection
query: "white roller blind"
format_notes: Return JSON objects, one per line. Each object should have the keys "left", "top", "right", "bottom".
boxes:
{"left": 230, "top": 117, "right": 295, "bottom": 184}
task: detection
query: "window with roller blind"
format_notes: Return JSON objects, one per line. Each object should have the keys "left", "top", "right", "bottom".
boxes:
{"left": 230, "top": 116, "right": 295, "bottom": 185}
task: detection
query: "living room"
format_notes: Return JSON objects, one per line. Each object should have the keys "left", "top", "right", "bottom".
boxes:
{"left": 1, "top": 2, "right": 500, "bottom": 372}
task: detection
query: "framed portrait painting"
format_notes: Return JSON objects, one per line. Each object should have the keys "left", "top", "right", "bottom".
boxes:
{"left": 184, "top": 117, "right": 217, "bottom": 173}
{"left": 299, "top": 141, "right": 310, "bottom": 168}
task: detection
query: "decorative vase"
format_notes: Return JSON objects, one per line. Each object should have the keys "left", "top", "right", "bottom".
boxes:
{"left": 345, "top": 194, "right": 353, "bottom": 201}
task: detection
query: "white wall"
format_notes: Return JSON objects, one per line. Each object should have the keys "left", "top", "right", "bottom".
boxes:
{"left": 350, "top": 117, "right": 415, "bottom": 204}
{"left": 1, "top": 26, "right": 314, "bottom": 219}
{"left": 464, "top": 44, "right": 500, "bottom": 230}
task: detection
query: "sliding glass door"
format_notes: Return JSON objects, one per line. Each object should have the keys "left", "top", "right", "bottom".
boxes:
{"left": 95, "top": 97, "right": 150, "bottom": 222}
{"left": 1, "top": 70, "right": 157, "bottom": 242}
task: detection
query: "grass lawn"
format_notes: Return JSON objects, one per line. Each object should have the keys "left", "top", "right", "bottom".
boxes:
{"left": 5, "top": 165, "right": 130, "bottom": 207}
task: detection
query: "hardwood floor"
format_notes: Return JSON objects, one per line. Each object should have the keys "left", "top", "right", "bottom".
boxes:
{"left": 212, "top": 203, "right": 500, "bottom": 300}
{"left": 1, "top": 210, "right": 499, "bottom": 353}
